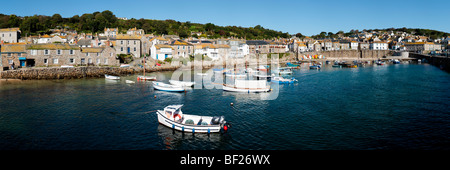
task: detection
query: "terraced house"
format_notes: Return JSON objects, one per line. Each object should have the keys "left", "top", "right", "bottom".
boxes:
{"left": 114, "top": 34, "right": 142, "bottom": 58}
{"left": 170, "top": 40, "right": 194, "bottom": 58}
{"left": 1, "top": 44, "right": 27, "bottom": 71}
{"left": 0, "top": 27, "right": 21, "bottom": 43}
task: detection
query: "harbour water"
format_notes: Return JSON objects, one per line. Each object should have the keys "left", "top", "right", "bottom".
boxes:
{"left": 0, "top": 63, "right": 449, "bottom": 150}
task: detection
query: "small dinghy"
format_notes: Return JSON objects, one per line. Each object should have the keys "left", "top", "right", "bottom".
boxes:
{"left": 169, "top": 80, "right": 195, "bottom": 87}
{"left": 126, "top": 80, "right": 135, "bottom": 84}
{"left": 152, "top": 82, "right": 185, "bottom": 92}
{"left": 156, "top": 105, "right": 230, "bottom": 133}
{"left": 105, "top": 74, "right": 120, "bottom": 80}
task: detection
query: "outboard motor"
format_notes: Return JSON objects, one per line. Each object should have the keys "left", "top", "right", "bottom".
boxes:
{"left": 211, "top": 116, "right": 221, "bottom": 125}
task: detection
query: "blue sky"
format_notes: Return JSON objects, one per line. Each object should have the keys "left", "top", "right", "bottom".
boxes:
{"left": 1, "top": 0, "right": 449, "bottom": 36}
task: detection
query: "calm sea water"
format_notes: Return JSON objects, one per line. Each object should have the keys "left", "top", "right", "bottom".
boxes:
{"left": 0, "top": 63, "right": 449, "bottom": 150}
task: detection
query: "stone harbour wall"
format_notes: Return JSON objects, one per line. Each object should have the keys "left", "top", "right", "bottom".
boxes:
{"left": 0, "top": 66, "right": 185, "bottom": 80}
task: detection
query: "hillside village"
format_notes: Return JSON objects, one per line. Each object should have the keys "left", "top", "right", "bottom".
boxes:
{"left": 1, "top": 26, "right": 449, "bottom": 71}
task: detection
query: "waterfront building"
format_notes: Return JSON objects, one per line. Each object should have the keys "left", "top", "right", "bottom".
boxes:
{"left": 297, "top": 43, "right": 307, "bottom": 52}
{"left": 114, "top": 34, "right": 142, "bottom": 58}
{"left": 339, "top": 40, "right": 350, "bottom": 50}
{"left": 370, "top": 41, "right": 388, "bottom": 50}
{"left": 268, "top": 41, "right": 288, "bottom": 53}
{"left": 80, "top": 47, "right": 119, "bottom": 66}
{"left": 246, "top": 40, "right": 270, "bottom": 54}
{"left": 0, "top": 44, "right": 27, "bottom": 70}
{"left": 194, "top": 43, "right": 219, "bottom": 60}
{"left": 150, "top": 44, "right": 173, "bottom": 61}
{"left": 404, "top": 42, "right": 442, "bottom": 53}
{"left": 228, "top": 39, "right": 249, "bottom": 58}
{"left": 359, "top": 42, "right": 370, "bottom": 50}
{"left": 350, "top": 41, "right": 359, "bottom": 50}
{"left": 170, "top": 40, "right": 194, "bottom": 59}
{"left": 0, "top": 28, "right": 21, "bottom": 43}
{"left": 332, "top": 41, "right": 340, "bottom": 50}
{"left": 1, "top": 43, "right": 120, "bottom": 70}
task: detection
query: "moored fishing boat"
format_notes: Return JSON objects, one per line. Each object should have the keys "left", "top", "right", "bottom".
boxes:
{"left": 222, "top": 79, "right": 270, "bottom": 93}
{"left": 309, "top": 65, "right": 321, "bottom": 69}
{"left": 137, "top": 75, "right": 156, "bottom": 81}
{"left": 169, "top": 80, "right": 195, "bottom": 87}
{"left": 376, "top": 60, "right": 385, "bottom": 65}
{"left": 393, "top": 59, "right": 400, "bottom": 64}
{"left": 152, "top": 82, "right": 185, "bottom": 92}
{"left": 156, "top": 105, "right": 230, "bottom": 133}
{"left": 105, "top": 74, "right": 120, "bottom": 80}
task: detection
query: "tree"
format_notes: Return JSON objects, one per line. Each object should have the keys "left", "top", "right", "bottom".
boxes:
{"left": 51, "top": 14, "right": 63, "bottom": 27}
{"left": 295, "top": 33, "right": 304, "bottom": 38}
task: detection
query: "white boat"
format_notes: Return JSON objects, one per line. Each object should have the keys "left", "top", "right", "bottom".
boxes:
{"left": 197, "top": 73, "right": 208, "bottom": 76}
{"left": 156, "top": 105, "right": 230, "bottom": 133}
{"left": 120, "top": 64, "right": 130, "bottom": 68}
{"left": 271, "top": 76, "right": 298, "bottom": 84}
{"left": 169, "top": 80, "right": 195, "bottom": 87}
{"left": 126, "top": 80, "right": 135, "bottom": 84}
{"left": 105, "top": 74, "right": 120, "bottom": 80}
{"left": 152, "top": 82, "right": 185, "bottom": 92}
{"left": 137, "top": 75, "right": 156, "bottom": 81}
{"left": 61, "top": 65, "right": 74, "bottom": 68}
{"left": 222, "top": 79, "right": 271, "bottom": 93}
{"left": 245, "top": 68, "right": 259, "bottom": 73}
{"left": 273, "top": 68, "right": 293, "bottom": 74}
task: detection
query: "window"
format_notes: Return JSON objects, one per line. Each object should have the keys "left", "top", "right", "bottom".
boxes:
{"left": 18, "top": 53, "right": 21, "bottom": 57}
{"left": 8, "top": 60, "right": 13, "bottom": 64}
{"left": 69, "top": 50, "right": 74, "bottom": 55}
{"left": 9, "top": 33, "right": 11, "bottom": 37}
{"left": 44, "top": 49, "right": 49, "bottom": 55}
{"left": 134, "top": 41, "right": 136, "bottom": 45}
{"left": 81, "top": 58, "right": 85, "bottom": 64}
{"left": 96, "top": 53, "right": 99, "bottom": 56}
{"left": 31, "top": 50, "right": 37, "bottom": 55}
{"left": 7, "top": 53, "right": 11, "bottom": 57}
{"left": 121, "top": 41, "right": 123, "bottom": 45}
{"left": 121, "top": 47, "right": 123, "bottom": 51}
{"left": 69, "top": 58, "right": 74, "bottom": 64}
{"left": 134, "top": 47, "right": 136, "bottom": 51}
{"left": 88, "top": 58, "right": 92, "bottom": 64}
{"left": 53, "top": 58, "right": 58, "bottom": 64}
{"left": 97, "top": 58, "right": 100, "bottom": 64}
{"left": 86, "top": 53, "right": 89, "bottom": 56}
{"left": 44, "top": 59, "right": 48, "bottom": 64}
{"left": 104, "top": 58, "right": 108, "bottom": 64}
{"left": 57, "top": 50, "right": 61, "bottom": 55}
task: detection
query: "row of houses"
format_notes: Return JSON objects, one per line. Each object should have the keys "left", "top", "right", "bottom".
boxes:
{"left": 1, "top": 27, "right": 448, "bottom": 71}
{"left": 1, "top": 43, "right": 119, "bottom": 70}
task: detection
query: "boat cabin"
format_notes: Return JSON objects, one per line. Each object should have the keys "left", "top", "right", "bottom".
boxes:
{"left": 164, "top": 105, "right": 184, "bottom": 121}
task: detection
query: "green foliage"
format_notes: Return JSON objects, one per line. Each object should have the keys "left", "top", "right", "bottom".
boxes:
{"left": 0, "top": 11, "right": 290, "bottom": 39}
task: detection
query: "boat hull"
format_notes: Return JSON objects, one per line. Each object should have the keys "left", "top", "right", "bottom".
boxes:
{"left": 137, "top": 76, "right": 156, "bottom": 81}
{"left": 156, "top": 111, "right": 221, "bottom": 133}
{"left": 222, "top": 85, "right": 270, "bottom": 93}
{"left": 105, "top": 74, "right": 120, "bottom": 80}
{"left": 169, "top": 80, "right": 195, "bottom": 87}
{"left": 153, "top": 82, "right": 185, "bottom": 92}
